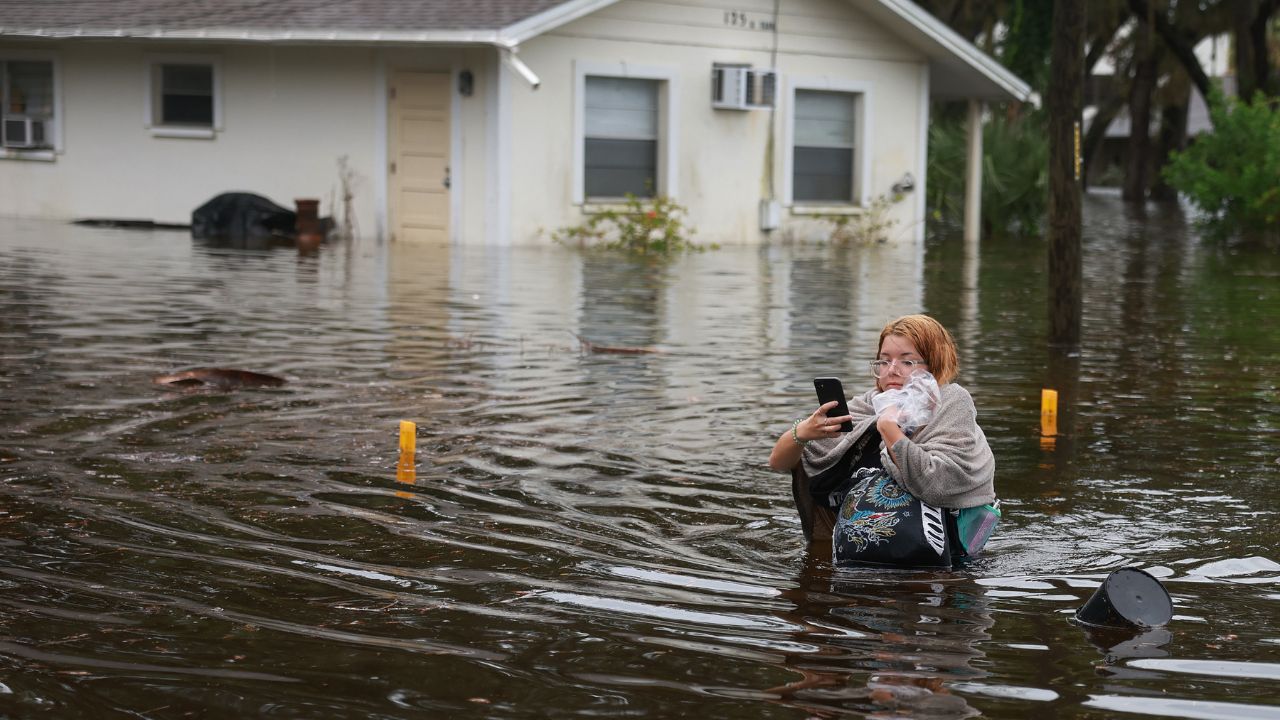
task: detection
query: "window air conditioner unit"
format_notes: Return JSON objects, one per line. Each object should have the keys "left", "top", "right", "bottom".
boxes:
{"left": 712, "top": 66, "right": 776, "bottom": 110}
{"left": 2, "top": 116, "right": 46, "bottom": 148}
{"left": 745, "top": 68, "right": 777, "bottom": 108}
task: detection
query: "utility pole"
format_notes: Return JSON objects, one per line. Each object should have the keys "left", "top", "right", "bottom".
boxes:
{"left": 1047, "top": 0, "right": 1084, "bottom": 351}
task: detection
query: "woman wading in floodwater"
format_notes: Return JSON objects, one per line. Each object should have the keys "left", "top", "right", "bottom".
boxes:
{"left": 768, "top": 315, "right": 996, "bottom": 563}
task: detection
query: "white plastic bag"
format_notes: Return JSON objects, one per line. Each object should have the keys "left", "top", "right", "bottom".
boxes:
{"left": 872, "top": 370, "right": 941, "bottom": 434}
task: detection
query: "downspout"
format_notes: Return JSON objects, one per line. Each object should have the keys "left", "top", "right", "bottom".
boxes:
{"left": 498, "top": 45, "right": 541, "bottom": 89}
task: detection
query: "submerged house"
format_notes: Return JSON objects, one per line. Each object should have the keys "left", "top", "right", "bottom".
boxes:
{"left": 0, "top": 0, "right": 1030, "bottom": 245}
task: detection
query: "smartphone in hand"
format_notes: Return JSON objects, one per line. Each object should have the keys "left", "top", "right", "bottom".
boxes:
{"left": 813, "top": 377, "right": 855, "bottom": 433}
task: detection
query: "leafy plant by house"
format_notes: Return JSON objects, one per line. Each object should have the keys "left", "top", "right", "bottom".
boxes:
{"left": 823, "top": 193, "right": 903, "bottom": 244}
{"left": 552, "top": 194, "right": 708, "bottom": 254}
{"left": 1163, "top": 89, "right": 1280, "bottom": 243}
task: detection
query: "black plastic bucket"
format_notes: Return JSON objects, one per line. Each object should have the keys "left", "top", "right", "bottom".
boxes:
{"left": 1075, "top": 567, "right": 1172, "bottom": 629}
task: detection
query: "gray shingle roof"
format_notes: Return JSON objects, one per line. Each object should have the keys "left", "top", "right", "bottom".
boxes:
{"left": 0, "top": 0, "right": 570, "bottom": 34}
{"left": 0, "top": 0, "right": 1032, "bottom": 101}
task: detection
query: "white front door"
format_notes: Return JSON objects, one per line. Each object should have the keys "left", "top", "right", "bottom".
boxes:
{"left": 389, "top": 71, "right": 450, "bottom": 243}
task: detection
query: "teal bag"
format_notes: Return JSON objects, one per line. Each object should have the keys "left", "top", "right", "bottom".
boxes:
{"left": 954, "top": 501, "right": 1001, "bottom": 556}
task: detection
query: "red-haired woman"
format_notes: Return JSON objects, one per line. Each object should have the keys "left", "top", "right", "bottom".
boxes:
{"left": 768, "top": 314, "right": 995, "bottom": 547}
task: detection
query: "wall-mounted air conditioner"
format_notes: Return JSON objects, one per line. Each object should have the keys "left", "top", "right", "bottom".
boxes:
{"left": 2, "top": 116, "right": 47, "bottom": 148}
{"left": 712, "top": 66, "right": 776, "bottom": 110}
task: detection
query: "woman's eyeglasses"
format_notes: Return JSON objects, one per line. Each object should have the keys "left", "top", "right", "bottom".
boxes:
{"left": 869, "top": 359, "right": 927, "bottom": 378}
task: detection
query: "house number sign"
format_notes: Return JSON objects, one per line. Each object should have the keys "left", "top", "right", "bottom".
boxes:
{"left": 723, "top": 11, "right": 776, "bottom": 31}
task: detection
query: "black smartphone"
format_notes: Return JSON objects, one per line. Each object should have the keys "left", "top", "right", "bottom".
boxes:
{"left": 813, "top": 377, "right": 854, "bottom": 432}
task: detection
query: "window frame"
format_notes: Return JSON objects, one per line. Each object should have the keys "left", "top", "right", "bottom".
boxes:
{"left": 145, "top": 54, "right": 222, "bottom": 139}
{"left": 0, "top": 53, "right": 61, "bottom": 161}
{"left": 572, "top": 61, "right": 679, "bottom": 207}
{"left": 784, "top": 77, "right": 872, "bottom": 210}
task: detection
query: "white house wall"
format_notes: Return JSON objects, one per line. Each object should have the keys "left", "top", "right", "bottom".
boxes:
{"left": 0, "top": 41, "right": 384, "bottom": 229}
{"left": 2, "top": 0, "right": 937, "bottom": 248}
{"left": 0, "top": 41, "right": 500, "bottom": 242}
{"left": 506, "top": 0, "right": 929, "bottom": 246}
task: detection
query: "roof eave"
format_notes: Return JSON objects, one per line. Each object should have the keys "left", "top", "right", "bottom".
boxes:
{"left": 498, "top": 0, "right": 622, "bottom": 46}
{"left": 872, "top": 0, "right": 1035, "bottom": 104}
{"left": 1, "top": 0, "right": 1037, "bottom": 104}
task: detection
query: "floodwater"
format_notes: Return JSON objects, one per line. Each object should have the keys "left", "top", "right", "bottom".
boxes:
{"left": 1, "top": 195, "right": 1278, "bottom": 719}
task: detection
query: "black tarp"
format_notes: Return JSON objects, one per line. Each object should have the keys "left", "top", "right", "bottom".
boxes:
{"left": 191, "top": 193, "right": 296, "bottom": 241}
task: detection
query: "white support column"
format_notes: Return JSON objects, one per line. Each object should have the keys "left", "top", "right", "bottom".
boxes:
{"left": 373, "top": 54, "right": 388, "bottom": 241}
{"left": 486, "top": 47, "right": 512, "bottom": 245}
{"left": 963, "top": 99, "right": 985, "bottom": 244}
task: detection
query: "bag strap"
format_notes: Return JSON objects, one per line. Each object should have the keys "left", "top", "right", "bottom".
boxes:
{"left": 790, "top": 466, "right": 816, "bottom": 543}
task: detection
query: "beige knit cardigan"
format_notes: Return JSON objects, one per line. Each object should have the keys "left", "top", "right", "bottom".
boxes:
{"left": 800, "top": 383, "right": 995, "bottom": 509}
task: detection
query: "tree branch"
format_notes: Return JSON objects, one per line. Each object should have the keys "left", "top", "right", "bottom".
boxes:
{"left": 1127, "top": 0, "right": 1211, "bottom": 99}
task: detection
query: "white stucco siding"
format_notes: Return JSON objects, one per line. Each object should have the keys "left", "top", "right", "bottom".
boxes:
{"left": 504, "top": 0, "right": 929, "bottom": 246}
{"left": 781, "top": 58, "right": 925, "bottom": 243}
{"left": 0, "top": 42, "right": 383, "bottom": 232}
{"left": 455, "top": 48, "right": 496, "bottom": 247}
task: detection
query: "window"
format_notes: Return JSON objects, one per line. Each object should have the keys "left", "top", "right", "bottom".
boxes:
{"left": 153, "top": 63, "right": 214, "bottom": 127}
{"left": 2, "top": 60, "right": 55, "bottom": 150}
{"left": 146, "top": 57, "right": 220, "bottom": 137}
{"left": 793, "top": 90, "right": 859, "bottom": 203}
{"left": 573, "top": 62, "right": 678, "bottom": 205}
{"left": 584, "top": 76, "right": 658, "bottom": 199}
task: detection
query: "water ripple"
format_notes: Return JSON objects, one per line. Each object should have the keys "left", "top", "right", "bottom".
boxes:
{"left": 3, "top": 204, "right": 1280, "bottom": 717}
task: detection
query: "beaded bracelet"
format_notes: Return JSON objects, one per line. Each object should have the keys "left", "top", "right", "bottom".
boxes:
{"left": 791, "top": 419, "right": 809, "bottom": 447}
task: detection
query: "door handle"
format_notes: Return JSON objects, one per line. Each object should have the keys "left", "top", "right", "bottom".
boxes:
{"left": 443, "top": 166, "right": 451, "bottom": 189}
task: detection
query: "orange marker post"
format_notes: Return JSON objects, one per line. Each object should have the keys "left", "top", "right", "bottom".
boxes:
{"left": 1040, "top": 389, "right": 1059, "bottom": 437}
{"left": 395, "top": 462, "right": 417, "bottom": 494}
{"left": 396, "top": 421, "right": 417, "bottom": 494}
{"left": 399, "top": 420, "right": 416, "bottom": 456}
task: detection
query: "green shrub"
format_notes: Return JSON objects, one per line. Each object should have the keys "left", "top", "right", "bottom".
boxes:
{"left": 927, "top": 109, "right": 1048, "bottom": 238}
{"left": 1163, "top": 90, "right": 1280, "bottom": 242}
{"left": 552, "top": 194, "right": 708, "bottom": 254}
{"left": 823, "top": 193, "right": 903, "bottom": 244}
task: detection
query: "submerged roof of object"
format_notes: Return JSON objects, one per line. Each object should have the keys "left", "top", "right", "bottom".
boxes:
{"left": 0, "top": 0, "right": 1033, "bottom": 103}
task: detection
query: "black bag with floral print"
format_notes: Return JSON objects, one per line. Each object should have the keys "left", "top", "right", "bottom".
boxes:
{"left": 832, "top": 467, "right": 954, "bottom": 569}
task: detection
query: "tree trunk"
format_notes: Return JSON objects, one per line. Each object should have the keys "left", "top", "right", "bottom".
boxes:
{"left": 1124, "top": 17, "right": 1156, "bottom": 201}
{"left": 1083, "top": 94, "right": 1126, "bottom": 189}
{"left": 1048, "top": 0, "right": 1084, "bottom": 351}
{"left": 1235, "top": 1, "right": 1261, "bottom": 100}
{"left": 1128, "top": 0, "right": 1211, "bottom": 100}
{"left": 1247, "top": 0, "right": 1279, "bottom": 98}
{"left": 1150, "top": 97, "right": 1189, "bottom": 201}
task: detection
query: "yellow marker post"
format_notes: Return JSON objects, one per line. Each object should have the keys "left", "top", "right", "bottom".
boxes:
{"left": 1040, "top": 389, "right": 1059, "bottom": 437}
{"left": 396, "top": 420, "right": 417, "bottom": 496}
{"left": 395, "top": 460, "right": 417, "bottom": 495}
{"left": 399, "top": 420, "right": 416, "bottom": 455}
{"left": 1073, "top": 122, "right": 1082, "bottom": 181}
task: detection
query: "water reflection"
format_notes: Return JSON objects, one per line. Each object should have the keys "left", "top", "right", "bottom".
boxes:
{"left": 958, "top": 227, "right": 980, "bottom": 366}
{"left": 764, "top": 556, "right": 991, "bottom": 718}
{"left": 1080, "top": 625, "right": 1172, "bottom": 671}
